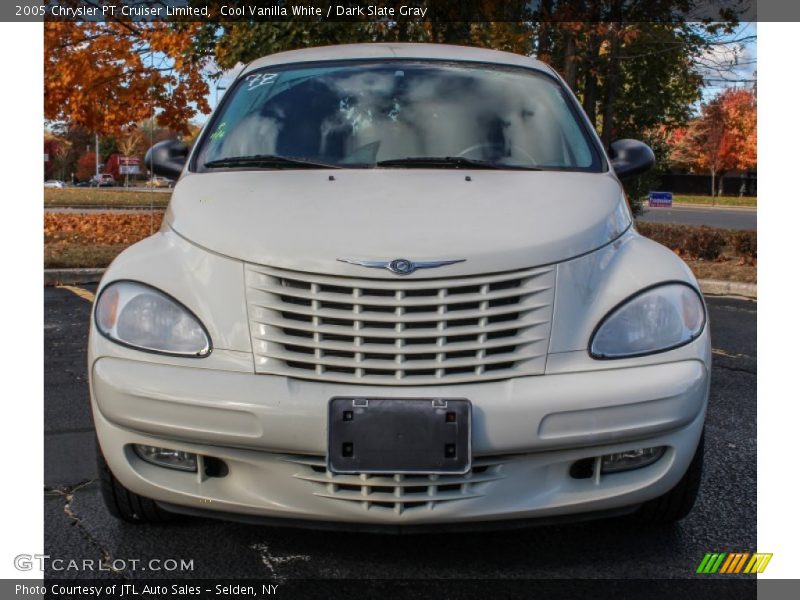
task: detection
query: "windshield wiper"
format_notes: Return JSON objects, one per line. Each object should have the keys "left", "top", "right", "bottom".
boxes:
{"left": 204, "top": 155, "right": 341, "bottom": 169}
{"left": 375, "top": 156, "right": 541, "bottom": 170}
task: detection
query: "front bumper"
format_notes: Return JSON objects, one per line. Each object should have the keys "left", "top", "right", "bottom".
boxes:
{"left": 91, "top": 355, "right": 709, "bottom": 527}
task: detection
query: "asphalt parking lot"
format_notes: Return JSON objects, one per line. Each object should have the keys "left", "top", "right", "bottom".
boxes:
{"left": 44, "top": 285, "right": 756, "bottom": 582}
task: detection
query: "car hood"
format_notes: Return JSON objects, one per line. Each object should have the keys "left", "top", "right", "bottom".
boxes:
{"left": 165, "top": 169, "right": 630, "bottom": 277}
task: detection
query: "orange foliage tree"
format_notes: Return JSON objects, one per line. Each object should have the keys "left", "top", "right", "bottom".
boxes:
{"left": 44, "top": 134, "right": 73, "bottom": 181}
{"left": 45, "top": 21, "right": 211, "bottom": 135}
{"left": 670, "top": 88, "right": 757, "bottom": 196}
{"left": 76, "top": 152, "right": 98, "bottom": 182}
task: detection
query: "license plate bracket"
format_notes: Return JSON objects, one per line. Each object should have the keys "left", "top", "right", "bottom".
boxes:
{"left": 327, "top": 397, "right": 471, "bottom": 475}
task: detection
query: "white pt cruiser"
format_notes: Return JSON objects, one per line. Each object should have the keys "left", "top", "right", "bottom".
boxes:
{"left": 90, "top": 44, "right": 710, "bottom": 530}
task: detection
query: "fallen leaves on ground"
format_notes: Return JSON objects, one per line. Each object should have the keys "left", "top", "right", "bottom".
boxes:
{"left": 45, "top": 212, "right": 164, "bottom": 247}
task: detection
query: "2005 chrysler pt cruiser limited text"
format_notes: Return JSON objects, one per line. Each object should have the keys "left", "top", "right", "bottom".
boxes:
{"left": 90, "top": 44, "right": 710, "bottom": 530}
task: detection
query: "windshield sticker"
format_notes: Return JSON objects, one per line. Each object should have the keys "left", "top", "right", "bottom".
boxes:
{"left": 245, "top": 72, "right": 278, "bottom": 91}
{"left": 210, "top": 122, "right": 227, "bottom": 141}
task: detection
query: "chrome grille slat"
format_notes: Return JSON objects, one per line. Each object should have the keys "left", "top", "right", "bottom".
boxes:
{"left": 250, "top": 298, "right": 548, "bottom": 323}
{"left": 250, "top": 314, "right": 549, "bottom": 339}
{"left": 255, "top": 346, "right": 545, "bottom": 371}
{"left": 248, "top": 282, "right": 550, "bottom": 307}
{"left": 255, "top": 365, "right": 525, "bottom": 385}
{"left": 256, "top": 332, "right": 542, "bottom": 355}
{"left": 284, "top": 454, "right": 508, "bottom": 514}
{"left": 245, "top": 263, "right": 555, "bottom": 385}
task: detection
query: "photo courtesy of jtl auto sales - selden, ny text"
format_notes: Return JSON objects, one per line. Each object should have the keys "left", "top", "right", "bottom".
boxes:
{"left": 1, "top": 0, "right": 797, "bottom": 598}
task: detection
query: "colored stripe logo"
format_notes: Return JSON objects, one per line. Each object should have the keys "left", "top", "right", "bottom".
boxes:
{"left": 696, "top": 552, "right": 773, "bottom": 574}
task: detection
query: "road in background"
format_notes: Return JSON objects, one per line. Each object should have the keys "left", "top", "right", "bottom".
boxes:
{"left": 637, "top": 205, "right": 756, "bottom": 230}
{"left": 44, "top": 286, "right": 756, "bottom": 580}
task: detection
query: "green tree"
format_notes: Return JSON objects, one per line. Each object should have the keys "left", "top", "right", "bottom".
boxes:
{"left": 528, "top": 2, "right": 743, "bottom": 212}
{"left": 194, "top": 1, "right": 534, "bottom": 70}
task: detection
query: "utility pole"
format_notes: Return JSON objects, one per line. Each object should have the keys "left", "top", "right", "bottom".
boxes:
{"left": 215, "top": 83, "right": 227, "bottom": 108}
{"left": 95, "top": 133, "right": 100, "bottom": 176}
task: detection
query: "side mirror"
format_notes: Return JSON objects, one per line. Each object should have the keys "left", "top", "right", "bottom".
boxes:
{"left": 608, "top": 139, "right": 655, "bottom": 180}
{"left": 144, "top": 139, "right": 189, "bottom": 179}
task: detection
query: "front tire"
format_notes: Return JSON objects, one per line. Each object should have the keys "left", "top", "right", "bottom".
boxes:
{"left": 635, "top": 430, "right": 704, "bottom": 524}
{"left": 96, "top": 442, "right": 173, "bottom": 524}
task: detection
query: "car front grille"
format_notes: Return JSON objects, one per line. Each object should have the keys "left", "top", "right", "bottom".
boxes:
{"left": 284, "top": 455, "right": 506, "bottom": 514}
{"left": 244, "top": 263, "right": 555, "bottom": 385}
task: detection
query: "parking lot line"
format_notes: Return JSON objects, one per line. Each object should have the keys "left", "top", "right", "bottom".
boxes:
{"left": 57, "top": 285, "right": 95, "bottom": 303}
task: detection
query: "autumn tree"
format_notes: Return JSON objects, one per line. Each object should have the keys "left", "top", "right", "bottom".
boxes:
{"left": 720, "top": 88, "right": 757, "bottom": 172}
{"left": 43, "top": 134, "right": 72, "bottom": 181}
{"left": 670, "top": 88, "right": 757, "bottom": 196}
{"left": 76, "top": 152, "right": 98, "bottom": 182}
{"left": 45, "top": 20, "right": 211, "bottom": 135}
{"left": 45, "top": 124, "right": 94, "bottom": 181}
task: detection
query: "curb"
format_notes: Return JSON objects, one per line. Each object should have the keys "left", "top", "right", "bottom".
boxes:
{"left": 44, "top": 268, "right": 106, "bottom": 286}
{"left": 43, "top": 269, "right": 757, "bottom": 299}
{"left": 698, "top": 279, "right": 756, "bottom": 299}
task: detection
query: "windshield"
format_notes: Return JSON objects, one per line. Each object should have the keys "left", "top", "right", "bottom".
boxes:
{"left": 194, "top": 61, "right": 602, "bottom": 172}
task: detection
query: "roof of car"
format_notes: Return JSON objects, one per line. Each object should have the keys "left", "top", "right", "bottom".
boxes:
{"left": 241, "top": 43, "right": 552, "bottom": 76}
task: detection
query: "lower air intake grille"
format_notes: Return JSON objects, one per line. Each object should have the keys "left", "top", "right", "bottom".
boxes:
{"left": 285, "top": 455, "right": 506, "bottom": 514}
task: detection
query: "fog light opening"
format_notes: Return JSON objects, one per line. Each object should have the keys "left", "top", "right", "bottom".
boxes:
{"left": 600, "top": 446, "right": 666, "bottom": 474}
{"left": 133, "top": 444, "right": 198, "bottom": 472}
{"left": 203, "top": 456, "right": 229, "bottom": 478}
{"left": 569, "top": 457, "right": 595, "bottom": 479}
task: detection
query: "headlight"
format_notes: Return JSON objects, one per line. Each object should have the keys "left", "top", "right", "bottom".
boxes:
{"left": 590, "top": 283, "right": 705, "bottom": 359}
{"left": 94, "top": 281, "right": 211, "bottom": 357}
